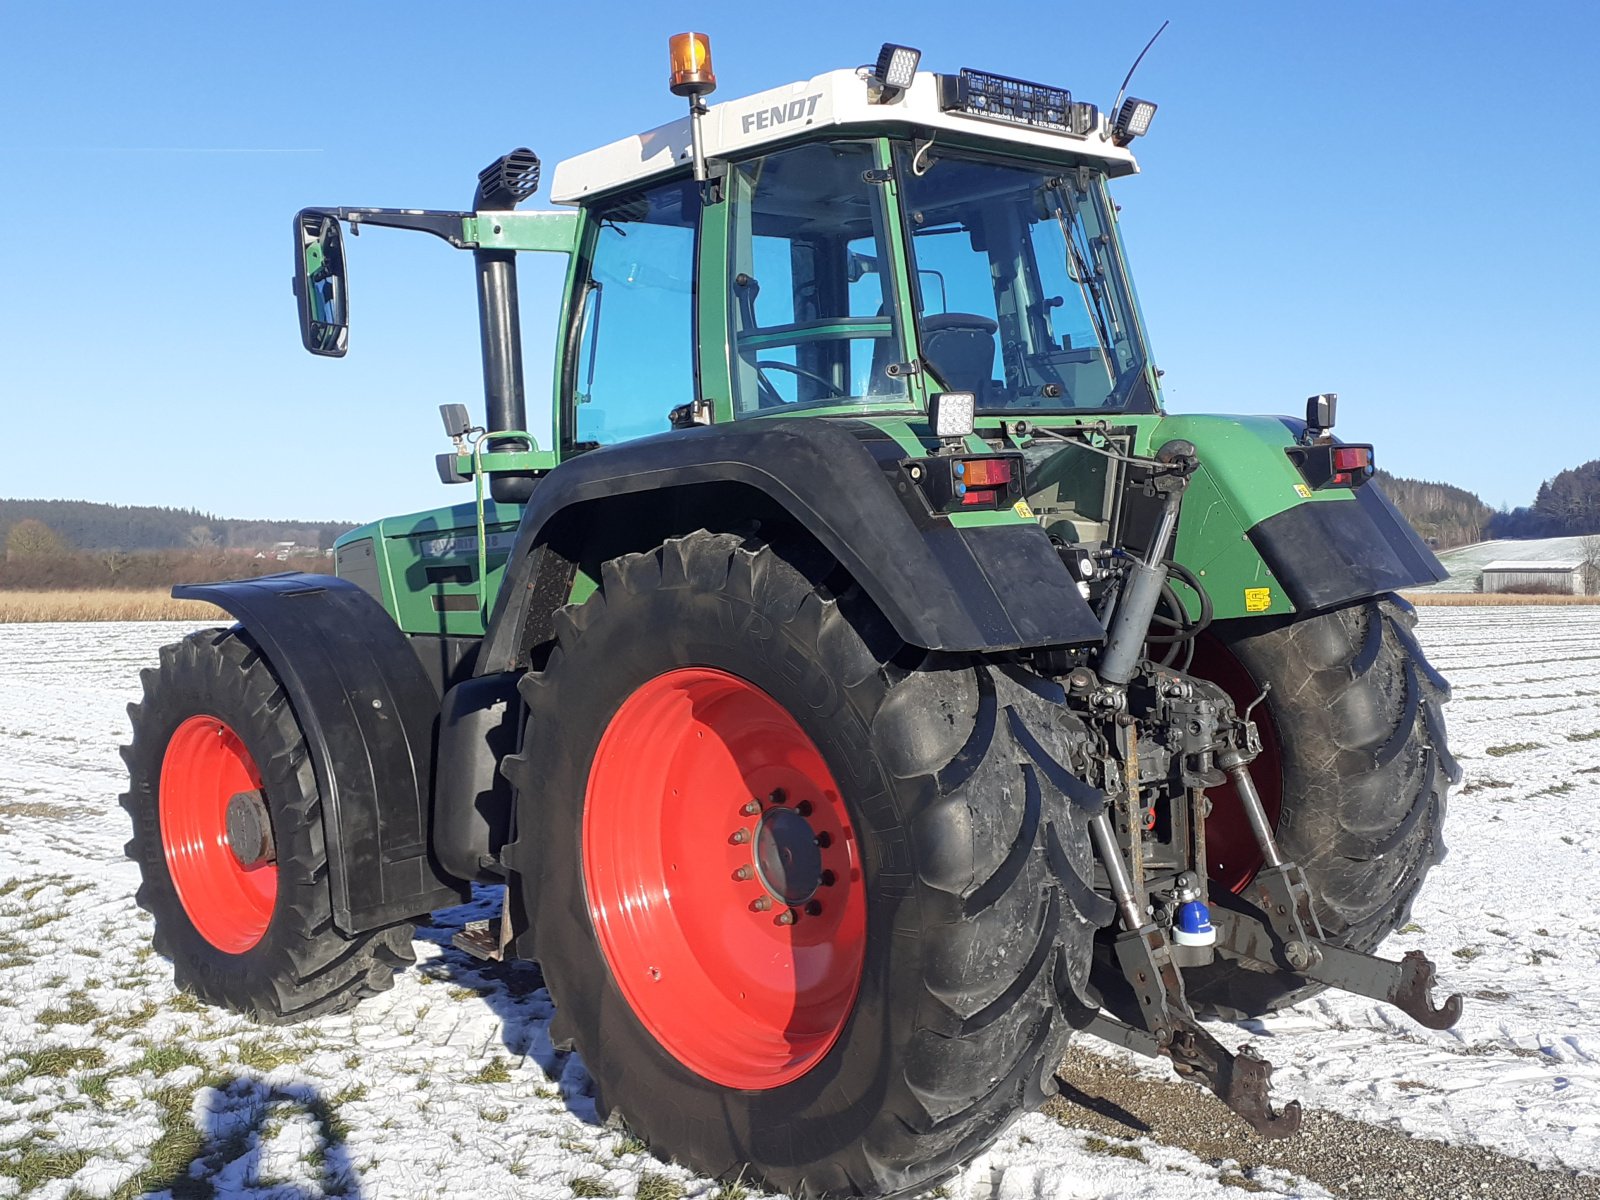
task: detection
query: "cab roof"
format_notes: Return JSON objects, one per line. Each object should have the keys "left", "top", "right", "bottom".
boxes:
{"left": 549, "top": 68, "right": 1141, "bottom": 205}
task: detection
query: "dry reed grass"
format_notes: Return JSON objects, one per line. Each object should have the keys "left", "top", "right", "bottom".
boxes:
{"left": 0, "top": 591, "right": 228, "bottom": 623}
{"left": 1402, "top": 590, "right": 1600, "bottom": 606}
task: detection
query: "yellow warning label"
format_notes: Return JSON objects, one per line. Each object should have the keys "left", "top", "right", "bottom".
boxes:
{"left": 1293, "top": 483, "right": 1313, "bottom": 499}
{"left": 1013, "top": 500, "right": 1035, "bottom": 520}
{"left": 1244, "top": 587, "right": 1273, "bottom": 613}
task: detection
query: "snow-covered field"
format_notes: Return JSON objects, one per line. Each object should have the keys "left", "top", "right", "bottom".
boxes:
{"left": 1418, "top": 536, "right": 1595, "bottom": 592}
{"left": 1, "top": 611, "right": 1598, "bottom": 1199}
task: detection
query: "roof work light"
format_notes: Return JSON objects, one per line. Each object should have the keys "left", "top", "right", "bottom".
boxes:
{"left": 1112, "top": 97, "right": 1157, "bottom": 146}
{"left": 869, "top": 42, "right": 921, "bottom": 102}
{"left": 669, "top": 32, "right": 717, "bottom": 97}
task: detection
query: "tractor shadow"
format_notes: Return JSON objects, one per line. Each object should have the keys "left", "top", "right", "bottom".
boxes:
{"left": 143, "top": 1076, "right": 366, "bottom": 1198}
{"left": 411, "top": 884, "right": 602, "bottom": 1127}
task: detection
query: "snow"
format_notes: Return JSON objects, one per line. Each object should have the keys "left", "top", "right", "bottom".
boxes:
{"left": 2, "top": 613, "right": 1599, "bottom": 1197}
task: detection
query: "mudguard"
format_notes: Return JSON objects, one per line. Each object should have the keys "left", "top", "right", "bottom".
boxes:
{"left": 476, "top": 417, "right": 1104, "bottom": 674}
{"left": 173, "top": 573, "right": 469, "bottom": 933}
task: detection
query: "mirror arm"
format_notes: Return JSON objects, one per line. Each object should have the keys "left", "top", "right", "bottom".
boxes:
{"left": 306, "top": 207, "right": 477, "bottom": 249}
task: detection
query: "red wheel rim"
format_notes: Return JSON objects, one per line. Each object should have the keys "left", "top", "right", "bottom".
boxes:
{"left": 159, "top": 715, "right": 278, "bottom": 953}
{"left": 1189, "top": 637, "right": 1284, "bottom": 894}
{"left": 583, "top": 668, "right": 867, "bottom": 1089}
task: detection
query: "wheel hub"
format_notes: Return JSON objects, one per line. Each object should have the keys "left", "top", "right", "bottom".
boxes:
{"left": 225, "top": 790, "right": 276, "bottom": 868}
{"left": 753, "top": 804, "right": 822, "bottom": 906}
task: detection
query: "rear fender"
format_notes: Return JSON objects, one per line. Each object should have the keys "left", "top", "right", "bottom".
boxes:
{"left": 174, "top": 573, "right": 469, "bottom": 933}
{"left": 1156, "top": 415, "right": 1447, "bottom": 619}
{"left": 475, "top": 417, "right": 1104, "bottom": 674}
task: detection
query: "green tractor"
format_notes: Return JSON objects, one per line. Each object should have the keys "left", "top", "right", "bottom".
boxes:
{"left": 123, "top": 35, "right": 1460, "bottom": 1197}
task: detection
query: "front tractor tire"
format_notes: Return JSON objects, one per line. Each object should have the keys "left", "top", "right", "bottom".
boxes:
{"left": 1185, "top": 594, "right": 1456, "bottom": 1017}
{"left": 504, "top": 532, "right": 1108, "bottom": 1199}
{"left": 121, "top": 628, "right": 415, "bottom": 1023}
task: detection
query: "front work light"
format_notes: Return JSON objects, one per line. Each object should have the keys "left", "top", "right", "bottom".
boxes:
{"left": 928, "top": 391, "right": 976, "bottom": 439}
{"left": 1112, "top": 97, "right": 1157, "bottom": 146}
{"left": 870, "top": 42, "right": 921, "bottom": 101}
{"left": 669, "top": 32, "right": 716, "bottom": 97}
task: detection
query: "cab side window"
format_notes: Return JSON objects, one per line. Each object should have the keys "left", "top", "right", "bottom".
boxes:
{"left": 570, "top": 180, "right": 699, "bottom": 445}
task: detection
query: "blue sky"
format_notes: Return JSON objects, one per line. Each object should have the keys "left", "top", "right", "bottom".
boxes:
{"left": 2, "top": 2, "right": 1596, "bottom": 521}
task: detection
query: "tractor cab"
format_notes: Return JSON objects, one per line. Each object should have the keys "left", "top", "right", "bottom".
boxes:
{"left": 295, "top": 38, "right": 1164, "bottom": 476}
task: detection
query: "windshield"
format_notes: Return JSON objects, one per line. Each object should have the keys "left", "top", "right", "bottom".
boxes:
{"left": 894, "top": 145, "right": 1156, "bottom": 413}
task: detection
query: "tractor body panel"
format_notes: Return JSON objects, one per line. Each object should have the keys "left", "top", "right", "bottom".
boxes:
{"left": 997, "top": 412, "right": 1447, "bottom": 620}
{"left": 173, "top": 574, "right": 470, "bottom": 932}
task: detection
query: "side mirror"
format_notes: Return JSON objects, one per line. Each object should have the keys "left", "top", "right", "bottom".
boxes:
{"left": 293, "top": 210, "right": 349, "bottom": 357}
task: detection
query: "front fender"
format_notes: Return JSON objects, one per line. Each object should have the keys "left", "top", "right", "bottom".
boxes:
{"left": 173, "top": 573, "right": 468, "bottom": 932}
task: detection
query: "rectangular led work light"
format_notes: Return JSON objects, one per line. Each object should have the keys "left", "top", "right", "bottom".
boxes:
{"left": 938, "top": 69, "right": 1098, "bottom": 136}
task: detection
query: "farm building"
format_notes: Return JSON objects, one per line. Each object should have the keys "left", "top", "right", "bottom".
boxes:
{"left": 1479, "top": 560, "right": 1585, "bottom": 594}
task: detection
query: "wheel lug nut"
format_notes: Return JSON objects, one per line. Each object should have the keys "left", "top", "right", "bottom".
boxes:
{"left": 776, "top": 909, "right": 797, "bottom": 926}
{"left": 751, "top": 897, "right": 773, "bottom": 912}
{"left": 819, "top": 870, "right": 836, "bottom": 887}
{"left": 730, "top": 829, "right": 750, "bottom": 844}
{"left": 733, "top": 865, "right": 753, "bottom": 881}
{"left": 805, "top": 901, "right": 822, "bottom": 917}
{"left": 796, "top": 800, "right": 813, "bottom": 817}
{"left": 815, "top": 832, "right": 831, "bottom": 848}
{"left": 769, "top": 788, "right": 787, "bottom": 806}
{"left": 741, "top": 800, "right": 762, "bottom": 816}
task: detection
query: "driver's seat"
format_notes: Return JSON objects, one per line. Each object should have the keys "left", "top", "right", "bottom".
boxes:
{"left": 872, "top": 313, "right": 999, "bottom": 399}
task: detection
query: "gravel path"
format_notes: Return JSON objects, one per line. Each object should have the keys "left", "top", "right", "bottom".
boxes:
{"left": 1049, "top": 1046, "right": 1600, "bottom": 1198}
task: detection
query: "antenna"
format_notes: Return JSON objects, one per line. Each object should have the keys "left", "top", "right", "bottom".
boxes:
{"left": 1111, "top": 19, "right": 1170, "bottom": 118}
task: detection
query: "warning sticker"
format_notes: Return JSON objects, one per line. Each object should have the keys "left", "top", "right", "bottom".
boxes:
{"left": 1244, "top": 587, "right": 1273, "bottom": 613}
{"left": 1293, "top": 483, "right": 1313, "bottom": 498}
{"left": 1013, "top": 500, "right": 1036, "bottom": 520}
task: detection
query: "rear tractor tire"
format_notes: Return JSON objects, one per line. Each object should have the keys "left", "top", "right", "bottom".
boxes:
{"left": 121, "top": 627, "right": 415, "bottom": 1023}
{"left": 504, "top": 531, "right": 1110, "bottom": 1199}
{"left": 1185, "top": 593, "right": 1456, "bottom": 1018}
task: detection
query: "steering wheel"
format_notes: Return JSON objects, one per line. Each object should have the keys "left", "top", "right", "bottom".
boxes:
{"left": 753, "top": 359, "right": 848, "bottom": 407}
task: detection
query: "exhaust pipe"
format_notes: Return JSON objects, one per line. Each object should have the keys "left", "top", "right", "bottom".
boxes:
{"left": 473, "top": 150, "right": 542, "bottom": 504}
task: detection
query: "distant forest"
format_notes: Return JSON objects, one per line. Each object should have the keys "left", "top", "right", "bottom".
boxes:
{"left": 0, "top": 499, "right": 354, "bottom": 554}
{"left": 1374, "top": 470, "right": 1492, "bottom": 550}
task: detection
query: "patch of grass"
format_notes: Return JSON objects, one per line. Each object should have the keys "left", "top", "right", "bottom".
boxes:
{"left": 62, "top": 881, "right": 93, "bottom": 897}
{"left": 1217, "top": 1167, "right": 1267, "bottom": 1193}
{"left": 479, "top": 1105, "right": 509, "bottom": 1123}
{"left": 343, "top": 1053, "right": 362, "bottom": 1070}
{"left": 1568, "top": 729, "right": 1600, "bottom": 742}
{"left": 333, "top": 1082, "right": 368, "bottom": 1105}
{"left": 1485, "top": 741, "right": 1542, "bottom": 757}
{"left": 0, "top": 1044, "right": 107, "bottom": 1086}
{"left": 1082, "top": 1134, "right": 1145, "bottom": 1162}
{"left": 107, "top": 1082, "right": 213, "bottom": 1200}
{"left": 168, "top": 990, "right": 206, "bottom": 1014}
{"left": 1563, "top": 835, "right": 1579, "bottom": 845}
{"left": 77, "top": 1072, "right": 112, "bottom": 1102}
{"left": 712, "top": 1170, "right": 750, "bottom": 1200}
{"left": 1394, "top": 1079, "right": 1432, "bottom": 1091}
{"left": 471, "top": 1057, "right": 513, "bottom": 1085}
{"left": 1460, "top": 777, "right": 1512, "bottom": 794}
{"left": 1532, "top": 781, "right": 1576, "bottom": 798}
{"left": 131, "top": 1042, "right": 206, "bottom": 1077}
{"left": 636, "top": 1173, "right": 684, "bottom": 1200}
{"left": 1530, "top": 948, "right": 1560, "bottom": 965}
{"left": 571, "top": 1176, "right": 617, "bottom": 1198}
{"left": 447, "top": 985, "right": 480, "bottom": 1001}
{"left": 1452, "top": 946, "right": 1483, "bottom": 961}
{"left": 0, "top": 879, "right": 22, "bottom": 898}
{"left": 38, "top": 992, "right": 101, "bottom": 1028}
{"left": 0, "top": 1137, "right": 92, "bottom": 1190}
{"left": 236, "top": 1038, "right": 303, "bottom": 1072}
{"left": 1400, "top": 922, "right": 1424, "bottom": 934}
{"left": 535, "top": 1084, "right": 561, "bottom": 1100}
{"left": 612, "top": 1132, "right": 649, "bottom": 1158}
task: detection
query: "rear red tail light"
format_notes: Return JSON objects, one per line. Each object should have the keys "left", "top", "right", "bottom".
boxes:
{"left": 960, "top": 488, "right": 1001, "bottom": 506}
{"left": 1333, "top": 446, "right": 1371, "bottom": 472}
{"left": 960, "top": 458, "right": 1013, "bottom": 487}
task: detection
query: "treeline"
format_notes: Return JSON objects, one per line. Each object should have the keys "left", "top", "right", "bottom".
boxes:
{"left": 1374, "top": 470, "right": 1492, "bottom": 550}
{"left": 1486, "top": 459, "right": 1600, "bottom": 539}
{"left": 0, "top": 498, "right": 354, "bottom": 553}
{"left": 0, "top": 547, "right": 329, "bottom": 592}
